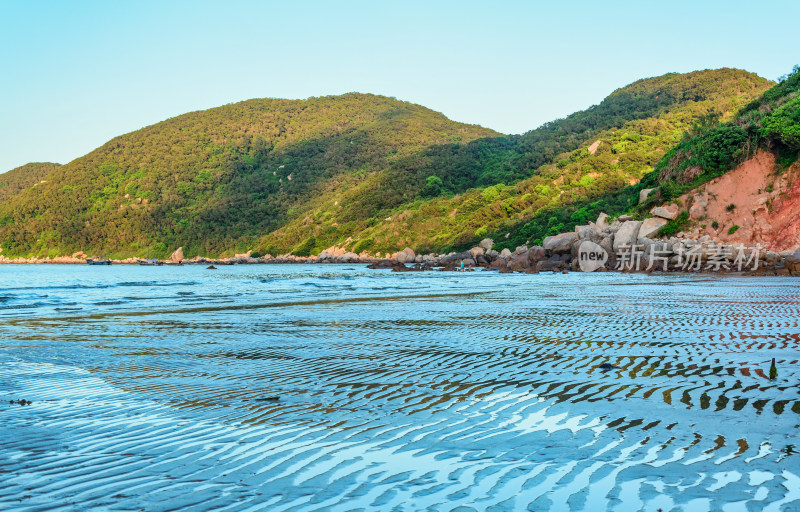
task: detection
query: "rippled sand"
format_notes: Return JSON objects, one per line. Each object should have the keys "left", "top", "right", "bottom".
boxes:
{"left": 1, "top": 265, "right": 798, "bottom": 511}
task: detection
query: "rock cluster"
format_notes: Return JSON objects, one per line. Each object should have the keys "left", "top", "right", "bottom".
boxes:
{"left": 2, "top": 221, "right": 798, "bottom": 276}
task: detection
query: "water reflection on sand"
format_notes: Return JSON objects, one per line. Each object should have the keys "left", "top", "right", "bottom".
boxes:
{"left": 0, "top": 265, "right": 798, "bottom": 511}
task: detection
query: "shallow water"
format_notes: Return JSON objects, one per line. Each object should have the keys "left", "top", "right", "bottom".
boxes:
{"left": 0, "top": 264, "right": 798, "bottom": 511}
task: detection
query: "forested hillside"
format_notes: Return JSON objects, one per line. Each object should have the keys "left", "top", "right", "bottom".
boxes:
{"left": 0, "top": 68, "right": 778, "bottom": 258}
{"left": 645, "top": 65, "right": 800, "bottom": 197}
{"left": 259, "top": 69, "right": 772, "bottom": 254}
{"left": 0, "top": 163, "right": 61, "bottom": 202}
{"left": 0, "top": 94, "right": 497, "bottom": 257}
{"left": 512, "top": 65, "right": 799, "bottom": 249}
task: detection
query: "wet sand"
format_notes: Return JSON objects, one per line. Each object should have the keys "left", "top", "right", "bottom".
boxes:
{"left": 1, "top": 265, "right": 798, "bottom": 511}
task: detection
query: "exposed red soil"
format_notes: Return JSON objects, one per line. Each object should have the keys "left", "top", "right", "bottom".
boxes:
{"left": 676, "top": 151, "right": 800, "bottom": 251}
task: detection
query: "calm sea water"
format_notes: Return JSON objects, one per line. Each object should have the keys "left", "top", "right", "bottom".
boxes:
{"left": 1, "top": 264, "right": 798, "bottom": 511}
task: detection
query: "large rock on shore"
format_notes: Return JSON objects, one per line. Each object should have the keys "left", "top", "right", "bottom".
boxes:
{"left": 638, "top": 217, "right": 669, "bottom": 239}
{"left": 575, "top": 225, "right": 603, "bottom": 244}
{"left": 341, "top": 252, "right": 360, "bottom": 263}
{"left": 367, "top": 259, "right": 404, "bottom": 270}
{"left": 396, "top": 247, "right": 416, "bottom": 263}
{"left": 439, "top": 251, "right": 475, "bottom": 268}
{"left": 596, "top": 212, "right": 610, "bottom": 230}
{"left": 490, "top": 258, "right": 512, "bottom": 273}
{"left": 613, "top": 221, "right": 642, "bottom": 250}
{"left": 651, "top": 205, "right": 679, "bottom": 220}
{"left": 469, "top": 246, "right": 485, "bottom": 258}
{"left": 785, "top": 251, "right": 800, "bottom": 273}
{"left": 543, "top": 232, "right": 578, "bottom": 254}
{"left": 318, "top": 246, "right": 346, "bottom": 262}
{"left": 170, "top": 247, "right": 184, "bottom": 262}
{"left": 507, "top": 246, "right": 546, "bottom": 272}
{"left": 536, "top": 253, "right": 570, "bottom": 272}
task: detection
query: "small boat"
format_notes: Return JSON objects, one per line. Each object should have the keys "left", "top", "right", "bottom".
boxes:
{"left": 87, "top": 258, "right": 112, "bottom": 265}
{"left": 138, "top": 258, "right": 163, "bottom": 266}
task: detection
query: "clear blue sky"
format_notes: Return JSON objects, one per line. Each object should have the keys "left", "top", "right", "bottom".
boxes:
{"left": 1, "top": 0, "right": 798, "bottom": 172}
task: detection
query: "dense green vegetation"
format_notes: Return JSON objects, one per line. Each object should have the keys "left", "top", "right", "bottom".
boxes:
{"left": 639, "top": 65, "right": 800, "bottom": 205}
{"left": 0, "top": 68, "right": 786, "bottom": 259}
{"left": 260, "top": 69, "right": 772, "bottom": 254}
{"left": 0, "top": 162, "right": 61, "bottom": 202}
{"left": 0, "top": 94, "right": 497, "bottom": 257}
{"left": 507, "top": 67, "right": 800, "bottom": 248}
{"left": 507, "top": 66, "right": 800, "bottom": 249}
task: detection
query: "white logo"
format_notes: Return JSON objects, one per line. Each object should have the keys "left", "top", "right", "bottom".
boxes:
{"left": 578, "top": 241, "right": 608, "bottom": 272}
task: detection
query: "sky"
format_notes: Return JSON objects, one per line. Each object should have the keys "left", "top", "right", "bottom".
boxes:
{"left": 1, "top": 0, "right": 798, "bottom": 173}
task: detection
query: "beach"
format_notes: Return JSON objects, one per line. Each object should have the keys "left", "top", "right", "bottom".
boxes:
{"left": 1, "top": 265, "right": 798, "bottom": 511}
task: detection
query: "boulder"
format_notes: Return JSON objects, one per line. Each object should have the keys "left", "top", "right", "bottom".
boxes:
{"left": 766, "top": 251, "right": 780, "bottom": 264}
{"left": 570, "top": 239, "right": 582, "bottom": 259}
{"left": 507, "top": 252, "right": 530, "bottom": 272}
{"left": 479, "top": 238, "right": 494, "bottom": 251}
{"left": 639, "top": 188, "right": 655, "bottom": 204}
{"left": 317, "top": 250, "right": 334, "bottom": 262}
{"left": 341, "top": 252, "right": 360, "bottom": 262}
{"left": 396, "top": 247, "right": 416, "bottom": 263}
{"left": 596, "top": 212, "right": 610, "bottom": 230}
{"left": 490, "top": 258, "right": 508, "bottom": 271}
{"left": 499, "top": 248, "right": 512, "bottom": 259}
{"left": 785, "top": 252, "right": 800, "bottom": 273}
{"left": 170, "top": 247, "right": 184, "bottom": 262}
{"left": 689, "top": 196, "right": 707, "bottom": 220}
{"left": 618, "top": 215, "right": 634, "bottom": 222}
{"left": 507, "top": 248, "right": 544, "bottom": 272}
{"left": 613, "top": 221, "right": 642, "bottom": 250}
{"left": 651, "top": 205, "right": 679, "bottom": 220}
{"left": 528, "top": 246, "right": 547, "bottom": 263}
{"left": 470, "top": 246, "right": 485, "bottom": 258}
{"left": 600, "top": 237, "right": 616, "bottom": 269}
{"left": 367, "top": 259, "right": 403, "bottom": 270}
{"left": 575, "top": 224, "right": 603, "bottom": 244}
{"left": 537, "top": 255, "right": 567, "bottom": 272}
{"left": 543, "top": 232, "right": 578, "bottom": 254}
{"left": 440, "top": 251, "right": 473, "bottom": 266}
{"left": 638, "top": 217, "right": 669, "bottom": 239}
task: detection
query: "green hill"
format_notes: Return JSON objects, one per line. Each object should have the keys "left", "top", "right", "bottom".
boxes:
{"left": 0, "top": 69, "right": 777, "bottom": 259}
{"left": 506, "top": 65, "right": 799, "bottom": 247}
{"left": 645, "top": 65, "right": 800, "bottom": 196}
{"left": 0, "top": 162, "right": 61, "bottom": 203}
{"left": 258, "top": 69, "right": 773, "bottom": 254}
{"left": 0, "top": 94, "right": 497, "bottom": 258}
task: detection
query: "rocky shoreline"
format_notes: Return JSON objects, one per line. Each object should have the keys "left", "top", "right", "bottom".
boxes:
{"left": 2, "top": 211, "right": 799, "bottom": 277}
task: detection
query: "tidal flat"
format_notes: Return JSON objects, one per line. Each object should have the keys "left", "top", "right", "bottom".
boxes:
{"left": 1, "top": 264, "right": 798, "bottom": 511}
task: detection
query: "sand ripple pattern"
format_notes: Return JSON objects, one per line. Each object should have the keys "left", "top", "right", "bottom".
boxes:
{"left": 1, "top": 265, "right": 799, "bottom": 511}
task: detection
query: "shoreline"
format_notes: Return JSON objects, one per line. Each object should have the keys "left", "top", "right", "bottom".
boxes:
{"left": 1, "top": 254, "right": 797, "bottom": 277}
{"left": 2, "top": 212, "right": 798, "bottom": 276}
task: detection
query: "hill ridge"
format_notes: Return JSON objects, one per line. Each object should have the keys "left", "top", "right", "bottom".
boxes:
{"left": 0, "top": 68, "right": 775, "bottom": 258}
